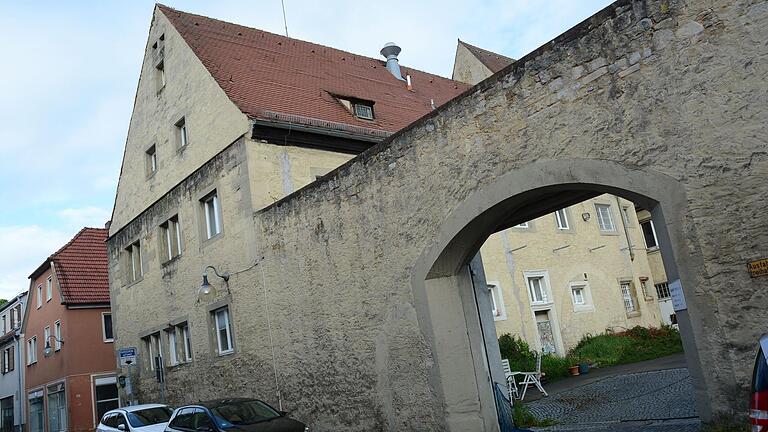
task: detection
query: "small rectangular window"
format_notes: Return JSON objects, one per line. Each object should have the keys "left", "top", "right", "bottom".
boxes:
{"left": 555, "top": 209, "right": 569, "bottom": 230}
{"left": 621, "top": 281, "right": 637, "bottom": 313}
{"left": 160, "top": 215, "right": 182, "bottom": 262}
{"left": 213, "top": 307, "right": 233, "bottom": 355}
{"left": 145, "top": 145, "right": 157, "bottom": 176}
{"left": 143, "top": 332, "right": 162, "bottom": 370}
{"left": 167, "top": 322, "right": 192, "bottom": 365}
{"left": 155, "top": 61, "right": 166, "bottom": 92}
{"left": 354, "top": 103, "right": 374, "bottom": 120}
{"left": 27, "top": 337, "right": 37, "bottom": 365}
{"left": 124, "top": 241, "right": 143, "bottom": 284}
{"left": 571, "top": 287, "right": 585, "bottom": 305}
{"left": 655, "top": 282, "right": 671, "bottom": 299}
{"left": 36, "top": 285, "right": 42, "bottom": 308}
{"left": 595, "top": 204, "right": 616, "bottom": 232}
{"left": 175, "top": 117, "right": 188, "bottom": 149}
{"left": 166, "top": 328, "right": 178, "bottom": 366}
{"left": 641, "top": 220, "right": 658, "bottom": 249}
{"left": 527, "top": 276, "right": 548, "bottom": 304}
{"left": 46, "top": 277, "right": 52, "bottom": 302}
{"left": 487, "top": 282, "right": 506, "bottom": 320}
{"left": 201, "top": 192, "right": 222, "bottom": 239}
{"left": 1, "top": 316, "right": 6, "bottom": 334}
{"left": 103, "top": 313, "right": 113, "bottom": 342}
{"left": 54, "top": 321, "right": 62, "bottom": 351}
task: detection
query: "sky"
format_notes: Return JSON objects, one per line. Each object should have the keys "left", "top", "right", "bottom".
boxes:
{"left": 0, "top": 0, "right": 612, "bottom": 300}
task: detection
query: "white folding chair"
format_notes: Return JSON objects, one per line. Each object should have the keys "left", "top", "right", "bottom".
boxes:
{"left": 500, "top": 359, "right": 519, "bottom": 401}
{"left": 509, "top": 350, "right": 548, "bottom": 400}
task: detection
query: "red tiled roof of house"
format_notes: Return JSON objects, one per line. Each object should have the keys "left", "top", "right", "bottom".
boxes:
{"left": 157, "top": 5, "right": 471, "bottom": 134}
{"left": 459, "top": 40, "right": 514, "bottom": 73}
{"left": 49, "top": 228, "right": 110, "bottom": 305}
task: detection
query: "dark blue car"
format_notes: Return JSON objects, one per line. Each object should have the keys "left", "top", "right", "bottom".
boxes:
{"left": 752, "top": 335, "right": 768, "bottom": 430}
{"left": 164, "top": 399, "right": 307, "bottom": 432}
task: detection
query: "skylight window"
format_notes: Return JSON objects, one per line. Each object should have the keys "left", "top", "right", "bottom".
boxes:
{"left": 354, "top": 103, "right": 374, "bottom": 120}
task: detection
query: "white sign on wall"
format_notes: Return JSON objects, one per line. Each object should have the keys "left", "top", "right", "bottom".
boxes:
{"left": 668, "top": 279, "right": 687, "bottom": 311}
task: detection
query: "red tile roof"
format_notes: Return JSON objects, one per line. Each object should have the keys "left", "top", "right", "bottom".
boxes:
{"left": 157, "top": 5, "right": 470, "bottom": 134}
{"left": 459, "top": 40, "right": 514, "bottom": 73}
{"left": 49, "top": 228, "right": 110, "bottom": 305}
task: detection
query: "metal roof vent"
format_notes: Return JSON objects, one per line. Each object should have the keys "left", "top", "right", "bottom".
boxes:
{"left": 380, "top": 42, "right": 405, "bottom": 81}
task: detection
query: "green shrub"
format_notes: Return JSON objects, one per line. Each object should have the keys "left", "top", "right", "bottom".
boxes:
{"left": 512, "top": 401, "right": 556, "bottom": 428}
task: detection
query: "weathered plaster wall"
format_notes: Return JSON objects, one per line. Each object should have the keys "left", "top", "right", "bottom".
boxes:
{"left": 249, "top": 0, "right": 767, "bottom": 426}
{"left": 452, "top": 41, "right": 494, "bottom": 85}
{"left": 482, "top": 194, "right": 663, "bottom": 353}
{"left": 110, "top": 7, "right": 250, "bottom": 234}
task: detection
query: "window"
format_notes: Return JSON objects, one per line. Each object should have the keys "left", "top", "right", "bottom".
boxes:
{"left": 175, "top": 117, "right": 188, "bottom": 149}
{"left": 595, "top": 204, "right": 616, "bottom": 232}
{"left": 620, "top": 281, "right": 637, "bottom": 313}
{"left": 641, "top": 220, "right": 658, "bottom": 249}
{"left": 526, "top": 275, "right": 549, "bottom": 304}
{"left": 46, "top": 277, "right": 52, "bottom": 302}
{"left": 143, "top": 332, "right": 162, "bottom": 370}
{"left": 487, "top": 283, "right": 506, "bottom": 321}
{"left": 201, "top": 191, "right": 222, "bottom": 239}
{"left": 54, "top": 321, "right": 62, "bottom": 351}
{"left": 29, "top": 391, "right": 43, "bottom": 432}
{"left": 94, "top": 376, "right": 119, "bottom": 421}
{"left": 514, "top": 222, "right": 529, "bottom": 229}
{"left": 36, "top": 285, "right": 42, "bottom": 308}
{"left": 572, "top": 286, "right": 585, "bottom": 305}
{"left": 555, "top": 209, "right": 569, "bottom": 230}
{"left": 621, "top": 205, "right": 633, "bottom": 226}
{"left": 160, "top": 215, "right": 182, "bottom": 262}
{"left": 10, "top": 306, "right": 20, "bottom": 330}
{"left": 2, "top": 346, "right": 14, "bottom": 374}
{"left": 125, "top": 241, "right": 143, "bottom": 284}
{"left": 155, "top": 61, "right": 166, "bottom": 91}
{"left": 353, "top": 103, "right": 374, "bottom": 120}
{"left": 103, "top": 313, "right": 113, "bottom": 342}
{"left": 213, "top": 307, "right": 233, "bottom": 355}
{"left": 47, "top": 383, "right": 67, "bottom": 432}
{"left": 166, "top": 322, "right": 192, "bottom": 366}
{"left": 145, "top": 145, "right": 157, "bottom": 176}
{"left": 44, "top": 326, "right": 50, "bottom": 352}
{"left": 27, "top": 337, "right": 37, "bottom": 365}
{"left": 655, "top": 282, "right": 671, "bottom": 299}
{"left": 169, "top": 409, "right": 195, "bottom": 430}
{"left": 2, "top": 315, "right": 6, "bottom": 334}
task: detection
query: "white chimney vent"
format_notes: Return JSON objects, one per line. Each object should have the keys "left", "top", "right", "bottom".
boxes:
{"left": 380, "top": 42, "right": 405, "bottom": 81}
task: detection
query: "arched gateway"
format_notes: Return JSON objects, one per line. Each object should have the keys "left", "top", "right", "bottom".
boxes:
{"left": 254, "top": 0, "right": 766, "bottom": 429}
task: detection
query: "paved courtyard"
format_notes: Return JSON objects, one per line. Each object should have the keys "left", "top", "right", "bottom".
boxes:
{"left": 525, "top": 367, "right": 700, "bottom": 431}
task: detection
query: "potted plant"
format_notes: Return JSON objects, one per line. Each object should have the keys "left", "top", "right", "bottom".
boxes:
{"left": 568, "top": 365, "right": 580, "bottom": 376}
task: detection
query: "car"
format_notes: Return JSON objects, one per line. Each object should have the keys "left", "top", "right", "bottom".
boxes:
{"left": 164, "top": 398, "right": 307, "bottom": 432}
{"left": 98, "top": 404, "right": 174, "bottom": 432}
{"left": 752, "top": 334, "right": 768, "bottom": 431}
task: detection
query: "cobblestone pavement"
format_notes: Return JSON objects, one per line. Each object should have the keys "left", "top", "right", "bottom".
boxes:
{"left": 526, "top": 368, "right": 699, "bottom": 431}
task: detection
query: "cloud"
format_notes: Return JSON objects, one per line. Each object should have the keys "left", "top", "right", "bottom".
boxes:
{"left": 57, "top": 207, "right": 111, "bottom": 229}
{"left": 0, "top": 226, "right": 72, "bottom": 300}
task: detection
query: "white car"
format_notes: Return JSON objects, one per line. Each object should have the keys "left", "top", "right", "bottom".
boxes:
{"left": 97, "top": 404, "right": 173, "bottom": 432}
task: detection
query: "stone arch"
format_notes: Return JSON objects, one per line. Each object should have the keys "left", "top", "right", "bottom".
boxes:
{"left": 410, "top": 158, "right": 718, "bottom": 430}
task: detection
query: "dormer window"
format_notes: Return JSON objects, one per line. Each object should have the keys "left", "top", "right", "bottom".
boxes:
{"left": 354, "top": 103, "right": 374, "bottom": 120}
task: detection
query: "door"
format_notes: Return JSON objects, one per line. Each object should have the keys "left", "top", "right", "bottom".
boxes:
{"left": 535, "top": 310, "right": 557, "bottom": 354}
{"left": 0, "top": 397, "right": 13, "bottom": 432}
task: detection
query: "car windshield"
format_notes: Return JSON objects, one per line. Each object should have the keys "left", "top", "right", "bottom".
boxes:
{"left": 127, "top": 407, "right": 173, "bottom": 428}
{"left": 210, "top": 400, "right": 280, "bottom": 426}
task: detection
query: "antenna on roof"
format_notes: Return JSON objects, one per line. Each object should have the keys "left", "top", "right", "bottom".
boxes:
{"left": 281, "top": 0, "right": 289, "bottom": 38}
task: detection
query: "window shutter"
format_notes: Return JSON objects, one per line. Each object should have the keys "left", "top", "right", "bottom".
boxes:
{"left": 9, "top": 346, "right": 14, "bottom": 372}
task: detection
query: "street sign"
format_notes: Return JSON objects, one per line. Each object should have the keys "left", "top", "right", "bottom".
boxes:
{"left": 748, "top": 258, "right": 768, "bottom": 278}
{"left": 669, "top": 279, "right": 687, "bottom": 312}
{"left": 118, "top": 347, "right": 137, "bottom": 366}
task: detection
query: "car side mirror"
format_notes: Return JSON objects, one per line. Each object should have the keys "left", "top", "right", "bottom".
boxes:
{"left": 118, "top": 425, "right": 127, "bottom": 431}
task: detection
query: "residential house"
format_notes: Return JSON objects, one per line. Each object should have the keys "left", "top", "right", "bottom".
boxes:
{"left": 0, "top": 292, "right": 27, "bottom": 432}
{"left": 454, "top": 41, "right": 665, "bottom": 353}
{"left": 25, "top": 228, "right": 117, "bottom": 432}
{"left": 107, "top": 4, "right": 468, "bottom": 411}
{"left": 637, "top": 208, "right": 676, "bottom": 326}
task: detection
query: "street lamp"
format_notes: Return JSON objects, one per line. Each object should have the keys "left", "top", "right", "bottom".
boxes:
{"left": 199, "top": 265, "right": 229, "bottom": 302}
{"left": 43, "top": 336, "right": 64, "bottom": 357}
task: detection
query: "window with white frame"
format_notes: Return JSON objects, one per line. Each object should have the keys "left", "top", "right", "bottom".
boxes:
{"left": 554, "top": 209, "right": 569, "bottom": 230}
{"left": 213, "top": 306, "right": 233, "bottom": 355}
{"left": 160, "top": 215, "right": 182, "bottom": 262}
{"left": 103, "top": 313, "right": 113, "bottom": 342}
{"left": 175, "top": 117, "right": 188, "bottom": 149}
{"left": 143, "top": 332, "right": 162, "bottom": 370}
{"left": 124, "top": 241, "right": 143, "bottom": 283}
{"left": 571, "top": 286, "right": 585, "bottom": 305}
{"left": 46, "top": 277, "right": 52, "bottom": 302}
{"left": 36, "top": 285, "right": 42, "bottom": 308}
{"left": 487, "top": 282, "right": 507, "bottom": 320}
{"left": 2, "top": 315, "right": 6, "bottom": 334}
{"left": 202, "top": 191, "right": 222, "bottom": 239}
{"left": 2, "top": 345, "right": 13, "bottom": 374}
{"left": 655, "top": 282, "right": 671, "bottom": 299}
{"left": 27, "top": 337, "right": 37, "bottom": 365}
{"left": 525, "top": 273, "right": 549, "bottom": 304}
{"left": 620, "top": 281, "right": 637, "bottom": 313}
{"left": 166, "top": 322, "right": 192, "bottom": 366}
{"left": 44, "top": 326, "right": 50, "bottom": 352}
{"left": 641, "top": 220, "right": 658, "bottom": 249}
{"left": 595, "top": 204, "right": 616, "bottom": 232}
{"left": 54, "top": 321, "right": 62, "bottom": 351}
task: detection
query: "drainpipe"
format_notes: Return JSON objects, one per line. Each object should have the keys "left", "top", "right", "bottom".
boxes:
{"left": 616, "top": 196, "right": 635, "bottom": 261}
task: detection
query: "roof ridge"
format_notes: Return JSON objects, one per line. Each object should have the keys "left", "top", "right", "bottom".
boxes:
{"left": 50, "top": 227, "right": 107, "bottom": 259}
{"left": 156, "top": 4, "right": 458, "bottom": 82}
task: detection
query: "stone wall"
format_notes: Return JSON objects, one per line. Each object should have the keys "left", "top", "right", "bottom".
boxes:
{"left": 250, "top": 0, "right": 768, "bottom": 426}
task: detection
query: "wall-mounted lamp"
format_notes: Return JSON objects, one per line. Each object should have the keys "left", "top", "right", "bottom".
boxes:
{"left": 581, "top": 212, "right": 591, "bottom": 222}
{"left": 199, "top": 265, "right": 230, "bottom": 302}
{"left": 43, "top": 336, "right": 64, "bottom": 357}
